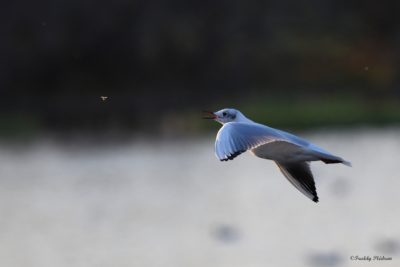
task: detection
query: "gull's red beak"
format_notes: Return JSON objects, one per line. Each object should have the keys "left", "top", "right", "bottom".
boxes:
{"left": 202, "top": 110, "right": 216, "bottom": 119}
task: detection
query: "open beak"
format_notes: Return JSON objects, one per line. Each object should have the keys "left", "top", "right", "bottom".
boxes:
{"left": 202, "top": 110, "right": 216, "bottom": 120}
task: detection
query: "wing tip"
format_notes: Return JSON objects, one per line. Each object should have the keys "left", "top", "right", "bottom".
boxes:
{"left": 276, "top": 161, "right": 320, "bottom": 203}
{"left": 320, "top": 157, "right": 352, "bottom": 167}
{"left": 219, "top": 150, "right": 246, "bottom": 161}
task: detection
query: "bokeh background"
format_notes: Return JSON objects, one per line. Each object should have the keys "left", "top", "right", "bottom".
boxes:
{"left": 1, "top": 1, "right": 400, "bottom": 267}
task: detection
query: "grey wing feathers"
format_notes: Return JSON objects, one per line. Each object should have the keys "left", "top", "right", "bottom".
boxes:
{"left": 275, "top": 161, "right": 319, "bottom": 202}
{"left": 277, "top": 129, "right": 352, "bottom": 167}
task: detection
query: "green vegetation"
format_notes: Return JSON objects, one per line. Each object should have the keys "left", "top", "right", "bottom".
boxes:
{"left": 243, "top": 97, "right": 399, "bottom": 129}
{"left": 1, "top": 96, "right": 400, "bottom": 138}
{"left": 199, "top": 95, "right": 400, "bottom": 132}
{"left": 0, "top": 113, "right": 41, "bottom": 139}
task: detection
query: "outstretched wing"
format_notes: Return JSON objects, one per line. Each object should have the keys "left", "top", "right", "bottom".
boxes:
{"left": 215, "top": 122, "right": 351, "bottom": 167}
{"left": 276, "top": 161, "right": 319, "bottom": 202}
{"left": 215, "top": 122, "right": 285, "bottom": 161}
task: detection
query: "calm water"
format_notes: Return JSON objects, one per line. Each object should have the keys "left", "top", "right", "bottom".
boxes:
{"left": 0, "top": 128, "right": 399, "bottom": 267}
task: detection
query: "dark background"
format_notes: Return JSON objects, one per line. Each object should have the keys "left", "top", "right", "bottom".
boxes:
{"left": 2, "top": 0, "right": 400, "bottom": 137}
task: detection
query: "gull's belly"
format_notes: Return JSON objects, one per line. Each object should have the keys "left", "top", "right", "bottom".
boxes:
{"left": 250, "top": 141, "right": 317, "bottom": 162}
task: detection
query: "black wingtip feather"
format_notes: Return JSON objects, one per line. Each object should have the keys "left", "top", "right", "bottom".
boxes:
{"left": 276, "top": 162, "right": 320, "bottom": 203}
{"left": 321, "top": 158, "right": 343, "bottom": 164}
{"left": 220, "top": 150, "right": 246, "bottom": 161}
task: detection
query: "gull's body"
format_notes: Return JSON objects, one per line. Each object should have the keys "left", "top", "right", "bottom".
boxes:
{"left": 204, "top": 108, "right": 351, "bottom": 203}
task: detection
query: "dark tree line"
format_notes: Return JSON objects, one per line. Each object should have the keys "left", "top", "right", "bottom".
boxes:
{"left": 1, "top": 0, "right": 400, "bottom": 132}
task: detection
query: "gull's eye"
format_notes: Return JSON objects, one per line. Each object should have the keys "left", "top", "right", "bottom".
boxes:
{"left": 222, "top": 112, "right": 227, "bottom": 116}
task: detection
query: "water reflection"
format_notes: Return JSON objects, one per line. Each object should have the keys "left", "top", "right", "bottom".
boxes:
{"left": 0, "top": 128, "right": 399, "bottom": 267}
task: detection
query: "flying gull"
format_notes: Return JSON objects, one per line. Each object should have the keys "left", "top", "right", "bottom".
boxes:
{"left": 204, "top": 108, "right": 351, "bottom": 203}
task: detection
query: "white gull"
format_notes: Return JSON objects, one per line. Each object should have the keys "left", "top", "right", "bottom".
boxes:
{"left": 204, "top": 108, "right": 351, "bottom": 203}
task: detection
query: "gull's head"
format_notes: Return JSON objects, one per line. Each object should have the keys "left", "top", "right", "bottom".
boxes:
{"left": 203, "top": 108, "right": 250, "bottom": 125}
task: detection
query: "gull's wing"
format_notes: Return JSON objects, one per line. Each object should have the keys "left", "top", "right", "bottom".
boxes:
{"left": 276, "top": 161, "right": 319, "bottom": 202}
{"left": 215, "top": 122, "right": 351, "bottom": 166}
{"left": 215, "top": 122, "right": 285, "bottom": 161}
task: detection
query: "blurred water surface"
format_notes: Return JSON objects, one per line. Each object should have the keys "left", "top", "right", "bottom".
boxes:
{"left": 0, "top": 128, "right": 399, "bottom": 267}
